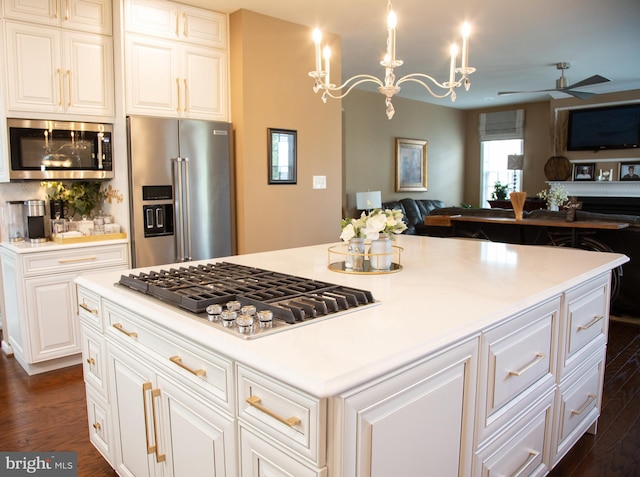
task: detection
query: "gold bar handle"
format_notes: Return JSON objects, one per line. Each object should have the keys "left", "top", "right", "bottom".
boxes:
{"left": 170, "top": 355, "right": 206, "bottom": 376}
{"left": 79, "top": 302, "right": 98, "bottom": 314}
{"left": 176, "top": 78, "right": 180, "bottom": 112}
{"left": 113, "top": 323, "right": 138, "bottom": 338}
{"left": 151, "top": 388, "right": 166, "bottom": 462}
{"left": 54, "top": 0, "right": 59, "bottom": 19}
{"left": 513, "top": 450, "right": 540, "bottom": 477}
{"left": 183, "top": 79, "right": 188, "bottom": 112}
{"left": 65, "top": 0, "right": 69, "bottom": 20}
{"left": 578, "top": 315, "right": 604, "bottom": 331}
{"left": 58, "top": 256, "right": 97, "bottom": 263}
{"left": 67, "top": 69, "right": 72, "bottom": 106}
{"left": 57, "top": 68, "right": 63, "bottom": 105}
{"left": 175, "top": 12, "right": 179, "bottom": 36}
{"left": 182, "top": 12, "right": 187, "bottom": 36}
{"left": 142, "top": 382, "right": 155, "bottom": 455}
{"left": 246, "top": 395, "right": 301, "bottom": 427}
{"left": 571, "top": 393, "right": 596, "bottom": 416}
{"left": 508, "top": 353, "right": 545, "bottom": 377}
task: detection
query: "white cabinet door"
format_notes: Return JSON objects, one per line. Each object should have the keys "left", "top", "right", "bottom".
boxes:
{"left": 125, "top": 34, "right": 179, "bottom": 116}
{"left": 4, "top": 21, "right": 62, "bottom": 113}
{"left": 4, "top": 21, "right": 114, "bottom": 116}
{"left": 108, "top": 343, "right": 158, "bottom": 477}
{"left": 63, "top": 30, "right": 114, "bottom": 116}
{"left": 24, "top": 272, "right": 81, "bottom": 362}
{"left": 158, "top": 374, "right": 236, "bottom": 477}
{"left": 181, "top": 44, "right": 227, "bottom": 120}
{"left": 339, "top": 339, "right": 478, "bottom": 477}
{"left": 4, "top": 0, "right": 112, "bottom": 34}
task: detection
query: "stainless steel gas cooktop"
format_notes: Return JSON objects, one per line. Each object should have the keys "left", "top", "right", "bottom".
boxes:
{"left": 118, "top": 262, "right": 378, "bottom": 339}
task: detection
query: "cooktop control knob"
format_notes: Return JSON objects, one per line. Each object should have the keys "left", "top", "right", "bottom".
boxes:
{"left": 257, "top": 310, "right": 273, "bottom": 328}
{"left": 226, "top": 301, "right": 241, "bottom": 312}
{"left": 220, "top": 310, "right": 237, "bottom": 327}
{"left": 237, "top": 314, "right": 254, "bottom": 333}
{"left": 206, "top": 304, "right": 223, "bottom": 322}
{"left": 241, "top": 305, "right": 256, "bottom": 316}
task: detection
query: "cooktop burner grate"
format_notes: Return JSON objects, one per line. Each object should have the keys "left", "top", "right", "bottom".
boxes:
{"left": 118, "top": 262, "right": 377, "bottom": 336}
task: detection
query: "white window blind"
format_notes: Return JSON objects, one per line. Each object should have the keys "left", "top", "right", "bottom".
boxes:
{"left": 478, "top": 109, "right": 525, "bottom": 141}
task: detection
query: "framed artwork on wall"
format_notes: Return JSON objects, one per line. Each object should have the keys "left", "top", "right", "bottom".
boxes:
{"left": 395, "top": 138, "right": 427, "bottom": 192}
{"left": 573, "top": 163, "right": 596, "bottom": 181}
{"left": 620, "top": 162, "right": 640, "bottom": 181}
{"left": 268, "top": 128, "right": 297, "bottom": 184}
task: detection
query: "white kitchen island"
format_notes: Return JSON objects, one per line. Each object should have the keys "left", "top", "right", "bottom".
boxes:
{"left": 75, "top": 235, "right": 628, "bottom": 477}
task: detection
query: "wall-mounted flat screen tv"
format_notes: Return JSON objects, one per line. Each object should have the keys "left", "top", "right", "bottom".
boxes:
{"left": 567, "top": 104, "right": 640, "bottom": 151}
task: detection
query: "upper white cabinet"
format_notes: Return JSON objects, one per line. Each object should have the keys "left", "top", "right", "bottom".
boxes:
{"left": 3, "top": 0, "right": 112, "bottom": 35}
{"left": 124, "top": 0, "right": 226, "bottom": 47}
{"left": 4, "top": 21, "right": 115, "bottom": 116}
{"left": 123, "top": 0, "right": 229, "bottom": 121}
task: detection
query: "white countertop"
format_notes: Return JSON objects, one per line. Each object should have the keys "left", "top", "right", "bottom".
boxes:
{"left": 1, "top": 237, "right": 129, "bottom": 253}
{"left": 75, "top": 235, "right": 628, "bottom": 397}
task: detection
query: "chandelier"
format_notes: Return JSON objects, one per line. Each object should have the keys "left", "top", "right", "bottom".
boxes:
{"left": 309, "top": 1, "right": 475, "bottom": 119}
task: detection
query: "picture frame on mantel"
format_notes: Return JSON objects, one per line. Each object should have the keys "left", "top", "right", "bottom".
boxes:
{"left": 395, "top": 138, "right": 427, "bottom": 192}
{"left": 268, "top": 128, "right": 297, "bottom": 184}
{"left": 573, "top": 163, "right": 596, "bottom": 181}
{"left": 620, "top": 162, "right": 640, "bottom": 181}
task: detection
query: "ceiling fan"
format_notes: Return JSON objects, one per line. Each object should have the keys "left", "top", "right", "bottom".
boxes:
{"left": 498, "top": 62, "right": 610, "bottom": 99}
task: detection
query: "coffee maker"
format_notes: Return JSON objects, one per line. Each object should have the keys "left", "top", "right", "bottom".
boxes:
{"left": 25, "top": 200, "right": 47, "bottom": 243}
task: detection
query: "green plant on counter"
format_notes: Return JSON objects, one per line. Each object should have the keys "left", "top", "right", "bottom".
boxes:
{"left": 491, "top": 181, "right": 510, "bottom": 200}
{"left": 41, "top": 181, "right": 106, "bottom": 218}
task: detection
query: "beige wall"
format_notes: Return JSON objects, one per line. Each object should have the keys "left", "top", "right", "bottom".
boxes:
{"left": 229, "top": 10, "right": 343, "bottom": 254}
{"left": 342, "top": 89, "right": 466, "bottom": 215}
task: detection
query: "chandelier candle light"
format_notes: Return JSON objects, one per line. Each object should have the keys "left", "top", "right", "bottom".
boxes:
{"left": 309, "top": 0, "right": 475, "bottom": 119}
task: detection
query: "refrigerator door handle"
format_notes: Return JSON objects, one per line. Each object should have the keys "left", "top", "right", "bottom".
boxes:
{"left": 173, "top": 157, "right": 185, "bottom": 262}
{"left": 183, "top": 157, "right": 192, "bottom": 261}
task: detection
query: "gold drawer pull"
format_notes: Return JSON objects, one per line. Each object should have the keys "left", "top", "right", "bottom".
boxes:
{"left": 170, "top": 356, "right": 206, "bottom": 377}
{"left": 79, "top": 302, "right": 98, "bottom": 314}
{"left": 578, "top": 315, "right": 604, "bottom": 331}
{"left": 571, "top": 393, "right": 596, "bottom": 416}
{"left": 59, "top": 256, "right": 97, "bottom": 264}
{"left": 508, "top": 353, "right": 545, "bottom": 377}
{"left": 151, "top": 388, "right": 166, "bottom": 463}
{"left": 92, "top": 422, "right": 101, "bottom": 430}
{"left": 86, "top": 357, "right": 95, "bottom": 365}
{"left": 142, "top": 382, "right": 155, "bottom": 455}
{"left": 113, "top": 323, "right": 138, "bottom": 338}
{"left": 246, "top": 395, "right": 301, "bottom": 428}
{"left": 513, "top": 450, "right": 540, "bottom": 477}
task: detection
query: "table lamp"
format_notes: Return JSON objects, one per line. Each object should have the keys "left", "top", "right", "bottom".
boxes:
{"left": 356, "top": 191, "right": 382, "bottom": 213}
{"left": 507, "top": 154, "right": 524, "bottom": 191}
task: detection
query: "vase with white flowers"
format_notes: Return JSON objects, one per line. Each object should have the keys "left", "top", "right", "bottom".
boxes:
{"left": 537, "top": 183, "right": 568, "bottom": 211}
{"left": 340, "top": 208, "right": 407, "bottom": 271}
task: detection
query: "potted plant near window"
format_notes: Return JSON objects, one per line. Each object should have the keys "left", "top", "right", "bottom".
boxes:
{"left": 488, "top": 181, "right": 511, "bottom": 208}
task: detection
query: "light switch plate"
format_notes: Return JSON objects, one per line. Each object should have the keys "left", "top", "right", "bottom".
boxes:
{"left": 313, "top": 176, "right": 327, "bottom": 189}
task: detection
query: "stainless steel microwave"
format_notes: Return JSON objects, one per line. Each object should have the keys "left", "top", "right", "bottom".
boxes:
{"left": 8, "top": 118, "right": 114, "bottom": 180}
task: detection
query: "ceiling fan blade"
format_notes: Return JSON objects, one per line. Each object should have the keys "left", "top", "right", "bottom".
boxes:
{"left": 498, "top": 88, "right": 556, "bottom": 96}
{"left": 562, "top": 89, "right": 596, "bottom": 100}
{"left": 569, "top": 75, "right": 610, "bottom": 89}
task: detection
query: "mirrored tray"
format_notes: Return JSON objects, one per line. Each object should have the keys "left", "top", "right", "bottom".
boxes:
{"left": 327, "top": 244, "right": 403, "bottom": 275}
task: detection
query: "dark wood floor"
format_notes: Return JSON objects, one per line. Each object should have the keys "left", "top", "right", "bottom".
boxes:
{"left": 1, "top": 319, "right": 640, "bottom": 476}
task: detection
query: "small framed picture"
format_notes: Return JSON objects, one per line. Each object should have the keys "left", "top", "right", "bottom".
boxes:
{"left": 395, "top": 138, "right": 427, "bottom": 192}
{"left": 620, "top": 162, "right": 640, "bottom": 181}
{"left": 573, "top": 163, "right": 596, "bottom": 181}
{"left": 268, "top": 128, "right": 297, "bottom": 184}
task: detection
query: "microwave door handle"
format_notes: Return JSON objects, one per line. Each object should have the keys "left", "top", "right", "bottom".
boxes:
{"left": 183, "top": 157, "right": 191, "bottom": 261}
{"left": 173, "top": 158, "right": 185, "bottom": 262}
{"left": 97, "top": 132, "right": 103, "bottom": 170}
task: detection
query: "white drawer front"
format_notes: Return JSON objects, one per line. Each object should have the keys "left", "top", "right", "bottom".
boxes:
{"left": 82, "top": 324, "right": 108, "bottom": 396}
{"left": 476, "top": 391, "right": 553, "bottom": 477}
{"left": 488, "top": 308, "right": 555, "bottom": 414}
{"left": 237, "top": 364, "right": 324, "bottom": 466}
{"left": 23, "top": 244, "right": 129, "bottom": 276}
{"left": 558, "top": 353, "right": 603, "bottom": 442}
{"left": 78, "top": 286, "right": 103, "bottom": 330}
{"left": 86, "top": 386, "right": 113, "bottom": 465}
{"left": 104, "top": 300, "right": 234, "bottom": 413}
{"left": 565, "top": 275, "right": 609, "bottom": 362}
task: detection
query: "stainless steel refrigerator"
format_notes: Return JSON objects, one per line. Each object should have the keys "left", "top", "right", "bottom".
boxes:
{"left": 127, "top": 116, "right": 234, "bottom": 268}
